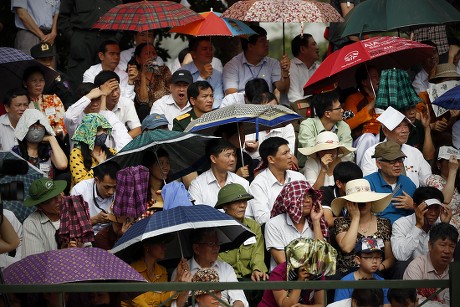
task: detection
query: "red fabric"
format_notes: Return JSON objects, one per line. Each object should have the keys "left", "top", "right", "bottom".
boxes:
{"left": 59, "top": 195, "right": 94, "bottom": 245}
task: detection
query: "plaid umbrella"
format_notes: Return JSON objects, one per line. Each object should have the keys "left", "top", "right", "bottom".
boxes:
{"left": 0, "top": 151, "right": 46, "bottom": 223}
{"left": 92, "top": 0, "right": 203, "bottom": 32}
{"left": 59, "top": 195, "right": 94, "bottom": 245}
{"left": 375, "top": 69, "right": 421, "bottom": 110}
{"left": 169, "top": 10, "right": 256, "bottom": 37}
{"left": 271, "top": 180, "right": 329, "bottom": 238}
{"left": 0, "top": 47, "right": 59, "bottom": 104}
{"left": 111, "top": 205, "right": 254, "bottom": 264}
{"left": 114, "top": 165, "right": 149, "bottom": 219}
{"left": 3, "top": 247, "right": 146, "bottom": 284}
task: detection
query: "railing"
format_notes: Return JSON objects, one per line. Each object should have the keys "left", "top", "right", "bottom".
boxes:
{"left": 1, "top": 262, "right": 459, "bottom": 306}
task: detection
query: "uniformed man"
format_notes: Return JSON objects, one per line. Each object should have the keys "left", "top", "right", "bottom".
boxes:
{"left": 172, "top": 81, "right": 214, "bottom": 132}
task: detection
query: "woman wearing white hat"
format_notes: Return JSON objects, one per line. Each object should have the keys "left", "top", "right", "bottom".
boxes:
{"left": 332, "top": 179, "right": 395, "bottom": 275}
{"left": 298, "top": 131, "right": 356, "bottom": 190}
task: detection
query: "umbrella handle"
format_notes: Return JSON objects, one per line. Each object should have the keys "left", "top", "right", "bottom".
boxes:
{"left": 177, "top": 232, "right": 184, "bottom": 259}
{"left": 237, "top": 122, "right": 245, "bottom": 168}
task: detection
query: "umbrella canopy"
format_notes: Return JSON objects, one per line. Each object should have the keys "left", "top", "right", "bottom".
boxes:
{"left": 0, "top": 47, "right": 59, "bottom": 104}
{"left": 0, "top": 151, "right": 45, "bottom": 223}
{"left": 3, "top": 247, "right": 146, "bottom": 284}
{"left": 98, "top": 130, "right": 218, "bottom": 180}
{"left": 432, "top": 85, "right": 460, "bottom": 110}
{"left": 92, "top": 0, "right": 203, "bottom": 32}
{"left": 59, "top": 195, "right": 94, "bottom": 246}
{"left": 111, "top": 205, "right": 254, "bottom": 264}
{"left": 304, "top": 36, "right": 433, "bottom": 94}
{"left": 170, "top": 10, "right": 256, "bottom": 37}
{"left": 184, "top": 104, "right": 302, "bottom": 136}
{"left": 341, "top": 0, "right": 460, "bottom": 37}
{"left": 375, "top": 69, "right": 421, "bottom": 110}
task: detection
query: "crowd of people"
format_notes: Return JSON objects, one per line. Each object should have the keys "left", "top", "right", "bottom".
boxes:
{"left": 2, "top": 0, "right": 460, "bottom": 306}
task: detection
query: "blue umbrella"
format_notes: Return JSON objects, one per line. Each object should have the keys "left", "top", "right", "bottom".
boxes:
{"left": 432, "top": 85, "right": 460, "bottom": 110}
{"left": 111, "top": 205, "right": 254, "bottom": 264}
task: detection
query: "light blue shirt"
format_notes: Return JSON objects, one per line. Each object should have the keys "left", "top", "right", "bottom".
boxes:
{"left": 182, "top": 61, "right": 224, "bottom": 109}
{"left": 223, "top": 52, "right": 281, "bottom": 93}
{"left": 12, "top": 0, "right": 59, "bottom": 30}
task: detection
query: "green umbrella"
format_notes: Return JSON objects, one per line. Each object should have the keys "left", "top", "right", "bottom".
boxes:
{"left": 341, "top": 0, "right": 460, "bottom": 37}
{"left": 375, "top": 69, "right": 420, "bottom": 110}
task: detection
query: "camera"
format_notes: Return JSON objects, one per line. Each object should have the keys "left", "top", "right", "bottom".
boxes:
{"left": 0, "top": 158, "right": 28, "bottom": 201}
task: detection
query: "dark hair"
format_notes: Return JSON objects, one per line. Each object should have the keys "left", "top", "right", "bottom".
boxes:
{"left": 189, "top": 37, "right": 211, "bottom": 52}
{"left": 17, "top": 139, "right": 50, "bottom": 163}
{"left": 80, "top": 142, "right": 114, "bottom": 172}
{"left": 187, "top": 81, "right": 213, "bottom": 101}
{"left": 134, "top": 42, "right": 155, "bottom": 59}
{"left": 22, "top": 65, "right": 45, "bottom": 83}
{"left": 355, "top": 65, "right": 379, "bottom": 91}
{"left": 351, "top": 288, "right": 384, "bottom": 307}
{"left": 252, "top": 92, "right": 278, "bottom": 105}
{"left": 388, "top": 288, "right": 417, "bottom": 304}
{"left": 214, "top": 123, "right": 239, "bottom": 138}
{"left": 191, "top": 228, "right": 217, "bottom": 244}
{"left": 76, "top": 83, "right": 97, "bottom": 99}
{"left": 244, "top": 78, "right": 270, "bottom": 103}
{"left": 205, "top": 139, "right": 236, "bottom": 162}
{"left": 259, "top": 136, "right": 289, "bottom": 165}
{"left": 413, "top": 186, "right": 444, "bottom": 206}
{"left": 142, "top": 148, "right": 169, "bottom": 168}
{"left": 333, "top": 161, "right": 363, "bottom": 184}
{"left": 93, "top": 160, "right": 120, "bottom": 181}
{"left": 98, "top": 39, "right": 119, "bottom": 54}
{"left": 311, "top": 90, "right": 340, "bottom": 118}
{"left": 429, "top": 222, "right": 459, "bottom": 244}
{"left": 94, "top": 70, "right": 120, "bottom": 86}
{"left": 3, "top": 88, "right": 29, "bottom": 107}
{"left": 420, "top": 40, "right": 438, "bottom": 54}
{"left": 241, "top": 25, "right": 267, "bottom": 51}
{"left": 178, "top": 47, "right": 190, "bottom": 64}
{"left": 291, "top": 33, "right": 313, "bottom": 57}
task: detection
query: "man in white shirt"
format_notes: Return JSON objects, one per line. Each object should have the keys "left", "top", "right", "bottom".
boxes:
{"left": 171, "top": 228, "right": 248, "bottom": 307}
{"left": 189, "top": 139, "right": 249, "bottom": 208}
{"left": 360, "top": 106, "right": 432, "bottom": 187}
{"left": 249, "top": 137, "right": 306, "bottom": 224}
{"left": 83, "top": 40, "right": 137, "bottom": 101}
{"left": 64, "top": 83, "right": 132, "bottom": 151}
{"left": 288, "top": 34, "right": 320, "bottom": 105}
{"left": 0, "top": 88, "right": 29, "bottom": 151}
{"left": 150, "top": 69, "right": 193, "bottom": 130}
{"left": 70, "top": 161, "right": 120, "bottom": 235}
{"left": 94, "top": 70, "right": 141, "bottom": 138}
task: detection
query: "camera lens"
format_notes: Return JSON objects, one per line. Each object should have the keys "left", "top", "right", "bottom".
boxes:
{"left": 0, "top": 181, "right": 24, "bottom": 201}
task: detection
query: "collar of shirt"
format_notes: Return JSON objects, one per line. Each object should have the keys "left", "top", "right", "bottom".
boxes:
{"left": 285, "top": 213, "right": 310, "bottom": 233}
{"left": 190, "top": 256, "right": 219, "bottom": 273}
{"left": 38, "top": 210, "right": 53, "bottom": 225}
{"left": 0, "top": 114, "right": 13, "bottom": 128}
{"left": 375, "top": 171, "right": 403, "bottom": 191}
{"left": 312, "top": 116, "right": 337, "bottom": 134}
{"left": 292, "top": 57, "right": 319, "bottom": 71}
{"left": 241, "top": 52, "right": 267, "bottom": 67}
{"left": 266, "top": 168, "right": 294, "bottom": 187}
{"left": 205, "top": 169, "right": 235, "bottom": 185}
{"left": 425, "top": 253, "right": 449, "bottom": 278}
{"left": 93, "top": 181, "right": 112, "bottom": 203}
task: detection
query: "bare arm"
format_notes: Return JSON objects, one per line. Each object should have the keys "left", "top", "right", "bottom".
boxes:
{"left": 128, "top": 127, "right": 142, "bottom": 138}
{"left": 442, "top": 156, "right": 459, "bottom": 204}
{"left": 380, "top": 240, "right": 395, "bottom": 271}
{"left": 270, "top": 248, "right": 286, "bottom": 266}
{"left": 42, "top": 13, "right": 58, "bottom": 44}
{"left": 45, "top": 135, "right": 68, "bottom": 170}
{"left": 335, "top": 203, "right": 360, "bottom": 253}
{"left": 15, "top": 8, "right": 45, "bottom": 40}
{"left": 225, "top": 88, "right": 238, "bottom": 96}
{"left": 0, "top": 218, "right": 20, "bottom": 254}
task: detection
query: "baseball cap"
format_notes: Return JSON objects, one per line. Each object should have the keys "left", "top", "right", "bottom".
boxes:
{"left": 215, "top": 183, "right": 253, "bottom": 209}
{"left": 372, "top": 141, "right": 407, "bottom": 160}
{"left": 171, "top": 69, "right": 193, "bottom": 85}
{"left": 30, "top": 42, "right": 56, "bottom": 59}
{"left": 141, "top": 113, "right": 169, "bottom": 131}
{"left": 354, "top": 238, "right": 384, "bottom": 255}
{"left": 425, "top": 198, "right": 442, "bottom": 207}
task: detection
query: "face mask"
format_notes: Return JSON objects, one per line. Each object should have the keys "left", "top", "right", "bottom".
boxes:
{"left": 94, "top": 133, "right": 108, "bottom": 147}
{"left": 25, "top": 126, "right": 45, "bottom": 143}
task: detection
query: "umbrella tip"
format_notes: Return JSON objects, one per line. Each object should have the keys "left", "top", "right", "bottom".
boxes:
{"left": 211, "top": 7, "right": 214, "bottom": 12}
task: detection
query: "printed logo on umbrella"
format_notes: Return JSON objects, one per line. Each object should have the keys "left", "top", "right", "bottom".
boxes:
{"left": 344, "top": 51, "right": 359, "bottom": 62}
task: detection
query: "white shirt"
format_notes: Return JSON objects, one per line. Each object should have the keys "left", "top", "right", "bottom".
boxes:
{"left": 0, "top": 114, "right": 17, "bottom": 151}
{"left": 220, "top": 92, "right": 245, "bottom": 108}
{"left": 327, "top": 298, "right": 352, "bottom": 307}
{"left": 171, "top": 257, "right": 248, "bottom": 307}
{"left": 70, "top": 178, "right": 113, "bottom": 235}
{"left": 64, "top": 96, "right": 132, "bottom": 151}
{"left": 360, "top": 142, "right": 431, "bottom": 187}
{"left": 109, "top": 96, "right": 141, "bottom": 130}
{"left": 170, "top": 56, "right": 223, "bottom": 74}
{"left": 0, "top": 210, "right": 23, "bottom": 269}
{"left": 244, "top": 124, "right": 296, "bottom": 160}
{"left": 83, "top": 64, "right": 135, "bottom": 101}
{"left": 265, "top": 213, "right": 314, "bottom": 270}
{"left": 391, "top": 213, "right": 438, "bottom": 261}
{"left": 302, "top": 157, "right": 335, "bottom": 187}
{"left": 288, "top": 58, "right": 319, "bottom": 103}
{"left": 248, "top": 168, "right": 307, "bottom": 224}
{"left": 412, "top": 69, "right": 429, "bottom": 94}
{"left": 188, "top": 169, "right": 249, "bottom": 209}
{"left": 149, "top": 94, "right": 192, "bottom": 130}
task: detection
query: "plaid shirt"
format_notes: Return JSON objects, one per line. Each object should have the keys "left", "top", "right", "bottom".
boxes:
{"left": 59, "top": 195, "right": 94, "bottom": 244}
{"left": 114, "top": 166, "right": 149, "bottom": 218}
{"left": 270, "top": 180, "right": 329, "bottom": 238}
{"left": 412, "top": 25, "right": 449, "bottom": 54}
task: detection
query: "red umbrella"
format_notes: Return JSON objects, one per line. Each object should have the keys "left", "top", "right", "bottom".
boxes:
{"left": 304, "top": 36, "right": 434, "bottom": 94}
{"left": 92, "top": 0, "right": 203, "bottom": 32}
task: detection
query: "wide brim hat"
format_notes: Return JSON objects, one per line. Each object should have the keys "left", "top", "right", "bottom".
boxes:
{"left": 24, "top": 178, "right": 67, "bottom": 207}
{"left": 215, "top": 183, "right": 253, "bottom": 209}
{"left": 330, "top": 179, "right": 392, "bottom": 216}
{"left": 429, "top": 63, "right": 460, "bottom": 83}
{"left": 298, "top": 131, "right": 355, "bottom": 157}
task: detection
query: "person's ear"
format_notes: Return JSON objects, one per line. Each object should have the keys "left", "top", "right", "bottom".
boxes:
{"left": 98, "top": 52, "right": 105, "bottom": 62}
{"left": 210, "top": 154, "right": 217, "bottom": 164}
{"left": 267, "top": 155, "right": 275, "bottom": 165}
{"left": 192, "top": 243, "right": 200, "bottom": 255}
{"left": 354, "top": 255, "right": 361, "bottom": 266}
{"left": 376, "top": 160, "right": 382, "bottom": 170}
{"left": 335, "top": 180, "right": 343, "bottom": 189}
{"left": 190, "top": 97, "right": 196, "bottom": 106}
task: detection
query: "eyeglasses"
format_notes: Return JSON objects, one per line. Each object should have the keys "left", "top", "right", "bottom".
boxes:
{"left": 327, "top": 106, "right": 343, "bottom": 112}
{"left": 196, "top": 242, "right": 220, "bottom": 248}
{"left": 379, "top": 158, "right": 405, "bottom": 165}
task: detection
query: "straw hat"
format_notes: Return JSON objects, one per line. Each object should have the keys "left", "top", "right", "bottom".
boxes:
{"left": 429, "top": 63, "right": 460, "bottom": 83}
{"left": 330, "top": 179, "right": 392, "bottom": 216}
{"left": 298, "top": 131, "right": 355, "bottom": 157}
